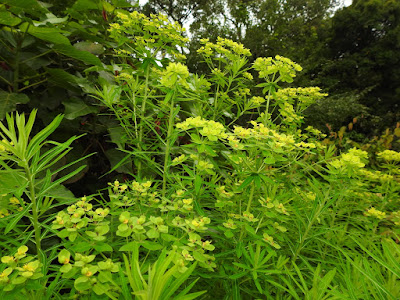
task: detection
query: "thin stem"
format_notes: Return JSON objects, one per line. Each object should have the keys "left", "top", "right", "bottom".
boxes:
{"left": 24, "top": 163, "right": 42, "bottom": 261}
{"left": 162, "top": 90, "right": 176, "bottom": 197}
{"left": 18, "top": 79, "right": 47, "bottom": 93}
{"left": 239, "top": 183, "right": 255, "bottom": 242}
{"left": 0, "top": 75, "right": 11, "bottom": 86}
{"left": 137, "top": 66, "right": 151, "bottom": 178}
{"left": 246, "top": 183, "right": 255, "bottom": 212}
{"left": 20, "top": 50, "right": 52, "bottom": 64}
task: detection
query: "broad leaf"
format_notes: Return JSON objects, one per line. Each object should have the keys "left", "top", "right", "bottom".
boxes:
{"left": 20, "top": 23, "right": 70, "bottom": 45}
{"left": 53, "top": 44, "right": 102, "bottom": 66}
{"left": 0, "top": 91, "right": 30, "bottom": 119}
{"left": 0, "top": 11, "right": 21, "bottom": 26}
{"left": 72, "top": 0, "right": 100, "bottom": 11}
{"left": 74, "top": 41, "right": 104, "bottom": 55}
{"left": 0, "top": 170, "right": 28, "bottom": 194}
{"left": 63, "top": 98, "right": 98, "bottom": 120}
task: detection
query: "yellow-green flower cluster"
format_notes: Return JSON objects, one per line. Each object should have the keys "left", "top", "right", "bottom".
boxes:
{"left": 329, "top": 148, "right": 368, "bottom": 170}
{"left": 58, "top": 249, "right": 120, "bottom": 295}
{"left": 0, "top": 246, "right": 43, "bottom": 290}
{"left": 295, "top": 141, "right": 316, "bottom": 149}
{"left": 222, "top": 219, "right": 237, "bottom": 229}
{"left": 391, "top": 211, "right": 400, "bottom": 226}
{"left": 109, "top": 180, "right": 154, "bottom": 207}
{"left": 196, "top": 160, "right": 214, "bottom": 172}
{"left": 242, "top": 211, "right": 259, "bottom": 222}
{"left": 233, "top": 88, "right": 251, "bottom": 97}
{"left": 52, "top": 197, "right": 110, "bottom": 242}
{"left": 231, "top": 122, "right": 296, "bottom": 150}
{"left": 359, "top": 169, "right": 394, "bottom": 182}
{"left": 197, "top": 37, "right": 251, "bottom": 59}
{"left": 271, "top": 131, "right": 296, "bottom": 149}
{"left": 274, "top": 87, "right": 328, "bottom": 108}
{"left": 117, "top": 212, "right": 148, "bottom": 237}
{"left": 187, "top": 217, "right": 211, "bottom": 232}
{"left": 258, "top": 197, "right": 290, "bottom": 215}
{"left": 0, "top": 196, "right": 25, "bottom": 218}
{"left": 0, "top": 208, "right": 9, "bottom": 218}
{"left": 262, "top": 233, "right": 281, "bottom": 249}
{"left": 249, "top": 96, "right": 266, "bottom": 107}
{"left": 377, "top": 150, "right": 400, "bottom": 162}
{"left": 171, "top": 154, "right": 187, "bottom": 165}
{"left": 109, "top": 11, "right": 188, "bottom": 61}
{"left": 364, "top": 207, "right": 386, "bottom": 220}
{"left": 115, "top": 72, "right": 133, "bottom": 82}
{"left": 279, "top": 102, "right": 304, "bottom": 123}
{"left": 185, "top": 232, "right": 216, "bottom": 270}
{"left": 305, "top": 126, "right": 327, "bottom": 138}
{"left": 159, "top": 197, "right": 194, "bottom": 213}
{"left": 160, "top": 62, "right": 190, "bottom": 88}
{"left": 243, "top": 72, "right": 253, "bottom": 80}
{"left": 176, "top": 117, "right": 228, "bottom": 141}
{"left": 253, "top": 55, "right": 302, "bottom": 82}
{"left": 0, "top": 139, "right": 13, "bottom": 152}
{"left": 216, "top": 186, "right": 234, "bottom": 198}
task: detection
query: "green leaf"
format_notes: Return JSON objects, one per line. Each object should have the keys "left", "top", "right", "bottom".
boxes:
{"left": 63, "top": 98, "right": 98, "bottom": 120}
{"left": 161, "top": 233, "right": 178, "bottom": 242}
{"left": 0, "top": 170, "right": 28, "bottom": 194}
{"left": 224, "top": 230, "right": 234, "bottom": 238}
{"left": 141, "top": 241, "right": 163, "bottom": 251}
{"left": 94, "top": 243, "right": 113, "bottom": 252}
{"left": 105, "top": 149, "right": 132, "bottom": 174}
{"left": 111, "top": 0, "right": 137, "bottom": 7}
{"left": 34, "top": 13, "right": 68, "bottom": 25}
{"left": 0, "top": 91, "right": 29, "bottom": 119}
{"left": 42, "top": 184, "right": 76, "bottom": 202}
{"left": 263, "top": 155, "right": 275, "bottom": 164}
{"left": 20, "top": 23, "right": 70, "bottom": 45}
{"left": 237, "top": 176, "right": 254, "bottom": 191}
{"left": 71, "top": 242, "right": 92, "bottom": 252}
{"left": 74, "top": 276, "right": 92, "bottom": 291}
{"left": 4, "top": 203, "right": 32, "bottom": 234}
{"left": 12, "top": 276, "right": 27, "bottom": 285}
{"left": 192, "top": 251, "right": 206, "bottom": 262}
{"left": 72, "top": 0, "right": 101, "bottom": 11}
{"left": 92, "top": 282, "right": 108, "bottom": 295}
{"left": 53, "top": 44, "right": 102, "bottom": 66}
{"left": 1, "top": 0, "right": 47, "bottom": 17}
{"left": 74, "top": 41, "right": 104, "bottom": 55}
{"left": 146, "top": 228, "right": 159, "bottom": 239}
{"left": 119, "top": 242, "right": 138, "bottom": 252}
{"left": 0, "top": 11, "right": 21, "bottom": 26}
{"left": 46, "top": 68, "right": 82, "bottom": 92}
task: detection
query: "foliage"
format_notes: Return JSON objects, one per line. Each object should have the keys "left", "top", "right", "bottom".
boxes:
{"left": 0, "top": 0, "right": 138, "bottom": 195}
{"left": 0, "top": 9, "right": 400, "bottom": 300}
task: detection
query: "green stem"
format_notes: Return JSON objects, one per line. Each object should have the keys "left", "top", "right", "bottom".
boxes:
{"left": 292, "top": 201, "right": 325, "bottom": 263}
{"left": 18, "top": 79, "right": 47, "bottom": 93}
{"left": 162, "top": 90, "right": 176, "bottom": 197}
{"left": 239, "top": 183, "right": 256, "bottom": 242}
{"left": 137, "top": 66, "right": 151, "bottom": 179}
{"left": 246, "top": 183, "right": 255, "bottom": 212}
{"left": 13, "top": 43, "right": 21, "bottom": 92}
{"left": 213, "top": 84, "right": 220, "bottom": 120}
{"left": 24, "top": 164, "right": 42, "bottom": 261}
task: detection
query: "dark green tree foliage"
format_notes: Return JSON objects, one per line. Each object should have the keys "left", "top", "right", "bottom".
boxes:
{"left": 318, "top": 0, "right": 400, "bottom": 121}
{"left": 141, "top": 0, "right": 340, "bottom": 77}
{"left": 0, "top": 0, "right": 137, "bottom": 194}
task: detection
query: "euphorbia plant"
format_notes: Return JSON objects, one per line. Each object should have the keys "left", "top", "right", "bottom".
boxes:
{"left": 0, "top": 110, "right": 89, "bottom": 297}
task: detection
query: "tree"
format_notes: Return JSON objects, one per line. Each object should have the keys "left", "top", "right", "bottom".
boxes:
{"left": 309, "top": 0, "right": 400, "bottom": 133}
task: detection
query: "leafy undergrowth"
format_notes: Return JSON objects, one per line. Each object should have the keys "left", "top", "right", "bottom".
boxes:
{"left": 0, "top": 10, "right": 399, "bottom": 300}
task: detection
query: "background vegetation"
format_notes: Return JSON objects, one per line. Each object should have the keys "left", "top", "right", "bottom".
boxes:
{"left": 0, "top": 0, "right": 399, "bottom": 299}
